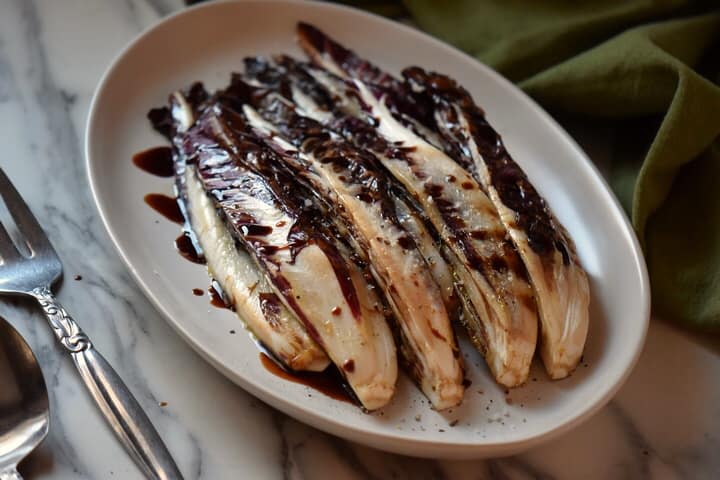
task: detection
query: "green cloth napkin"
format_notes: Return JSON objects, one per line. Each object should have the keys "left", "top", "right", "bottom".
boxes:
{"left": 344, "top": 0, "right": 720, "bottom": 329}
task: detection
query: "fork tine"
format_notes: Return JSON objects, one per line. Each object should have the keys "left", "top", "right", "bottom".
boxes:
{"left": 0, "top": 220, "right": 22, "bottom": 261}
{"left": 0, "top": 168, "right": 57, "bottom": 257}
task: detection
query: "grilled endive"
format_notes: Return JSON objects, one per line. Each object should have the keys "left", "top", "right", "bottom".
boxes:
{"left": 224, "top": 81, "right": 465, "bottom": 409}
{"left": 403, "top": 67, "right": 590, "bottom": 378}
{"left": 155, "top": 91, "right": 397, "bottom": 409}
{"left": 151, "top": 86, "right": 330, "bottom": 373}
{"left": 291, "top": 31, "right": 539, "bottom": 386}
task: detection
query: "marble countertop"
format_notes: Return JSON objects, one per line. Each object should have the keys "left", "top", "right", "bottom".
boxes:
{"left": 1, "top": 1, "right": 719, "bottom": 478}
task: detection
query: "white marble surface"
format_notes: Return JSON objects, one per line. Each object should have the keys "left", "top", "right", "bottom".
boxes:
{"left": 1, "top": 1, "right": 719, "bottom": 478}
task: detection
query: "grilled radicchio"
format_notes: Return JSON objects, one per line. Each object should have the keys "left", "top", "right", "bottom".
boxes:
{"left": 296, "top": 22, "right": 589, "bottom": 381}
{"left": 146, "top": 22, "right": 590, "bottom": 413}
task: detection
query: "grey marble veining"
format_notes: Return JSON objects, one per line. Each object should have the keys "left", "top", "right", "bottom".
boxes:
{"left": 0, "top": 1, "right": 718, "bottom": 479}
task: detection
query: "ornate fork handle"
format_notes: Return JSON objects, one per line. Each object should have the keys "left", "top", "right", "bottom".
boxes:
{"left": 33, "top": 286, "right": 91, "bottom": 352}
{"left": 30, "top": 287, "right": 183, "bottom": 480}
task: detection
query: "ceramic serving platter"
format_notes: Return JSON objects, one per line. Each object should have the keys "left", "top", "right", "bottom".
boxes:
{"left": 86, "top": 0, "right": 650, "bottom": 458}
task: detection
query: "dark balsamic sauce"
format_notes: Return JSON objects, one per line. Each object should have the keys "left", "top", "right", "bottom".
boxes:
{"left": 241, "top": 224, "right": 274, "bottom": 236}
{"left": 396, "top": 236, "right": 414, "bottom": 250}
{"left": 175, "top": 233, "right": 205, "bottom": 264}
{"left": 144, "top": 194, "right": 184, "bottom": 224}
{"left": 469, "top": 230, "right": 488, "bottom": 241}
{"left": 259, "top": 353, "right": 354, "bottom": 405}
{"left": 430, "top": 327, "right": 447, "bottom": 342}
{"left": 132, "top": 146, "right": 174, "bottom": 177}
{"left": 258, "top": 292, "right": 283, "bottom": 329}
{"left": 209, "top": 283, "right": 230, "bottom": 309}
{"left": 315, "top": 240, "right": 361, "bottom": 320}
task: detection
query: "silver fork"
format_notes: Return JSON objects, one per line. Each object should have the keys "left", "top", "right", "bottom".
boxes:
{"left": 0, "top": 168, "right": 183, "bottom": 480}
